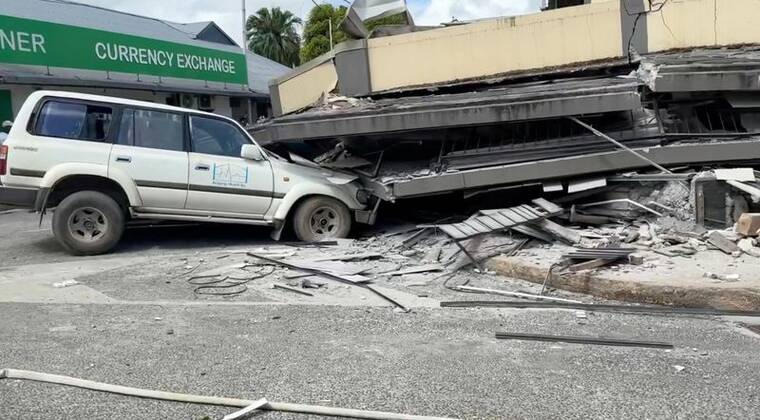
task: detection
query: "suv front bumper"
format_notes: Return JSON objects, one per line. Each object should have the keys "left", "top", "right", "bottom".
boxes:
{"left": 0, "top": 186, "right": 38, "bottom": 208}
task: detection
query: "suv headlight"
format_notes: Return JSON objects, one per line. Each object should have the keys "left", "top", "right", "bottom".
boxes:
{"left": 356, "top": 189, "right": 371, "bottom": 205}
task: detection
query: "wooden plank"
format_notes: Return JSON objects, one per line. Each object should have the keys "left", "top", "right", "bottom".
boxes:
{"left": 513, "top": 206, "right": 538, "bottom": 220}
{"left": 439, "top": 225, "right": 468, "bottom": 240}
{"left": 707, "top": 231, "right": 741, "bottom": 254}
{"left": 489, "top": 212, "right": 515, "bottom": 226}
{"left": 568, "top": 258, "right": 616, "bottom": 272}
{"left": 532, "top": 198, "right": 564, "bottom": 214}
{"left": 463, "top": 220, "right": 491, "bottom": 234}
{"left": 532, "top": 219, "right": 582, "bottom": 244}
{"left": 455, "top": 223, "right": 480, "bottom": 237}
{"left": 500, "top": 209, "right": 527, "bottom": 223}
{"left": 511, "top": 225, "right": 555, "bottom": 243}
{"left": 477, "top": 215, "right": 504, "bottom": 230}
{"left": 517, "top": 205, "right": 543, "bottom": 218}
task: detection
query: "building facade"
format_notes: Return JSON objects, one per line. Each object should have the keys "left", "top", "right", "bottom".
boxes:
{"left": 0, "top": 0, "right": 290, "bottom": 132}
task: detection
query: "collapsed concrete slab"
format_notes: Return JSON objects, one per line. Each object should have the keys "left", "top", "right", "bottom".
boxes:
{"left": 269, "top": 0, "right": 760, "bottom": 116}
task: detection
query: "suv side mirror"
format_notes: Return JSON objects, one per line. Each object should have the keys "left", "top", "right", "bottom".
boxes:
{"left": 1, "top": 120, "right": 12, "bottom": 129}
{"left": 241, "top": 144, "right": 264, "bottom": 161}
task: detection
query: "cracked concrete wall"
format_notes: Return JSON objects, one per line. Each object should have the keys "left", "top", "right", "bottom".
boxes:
{"left": 647, "top": 0, "right": 760, "bottom": 52}
{"left": 270, "top": 0, "right": 760, "bottom": 116}
{"left": 269, "top": 58, "right": 339, "bottom": 116}
{"left": 366, "top": 0, "right": 623, "bottom": 93}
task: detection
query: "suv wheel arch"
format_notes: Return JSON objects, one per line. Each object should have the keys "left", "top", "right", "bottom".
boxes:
{"left": 41, "top": 175, "right": 131, "bottom": 213}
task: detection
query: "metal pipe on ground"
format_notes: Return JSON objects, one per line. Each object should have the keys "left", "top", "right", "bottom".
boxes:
{"left": 495, "top": 332, "right": 674, "bottom": 349}
{"left": 439, "top": 301, "right": 760, "bottom": 317}
{"left": 0, "top": 369, "right": 459, "bottom": 420}
{"left": 455, "top": 286, "right": 583, "bottom": 304}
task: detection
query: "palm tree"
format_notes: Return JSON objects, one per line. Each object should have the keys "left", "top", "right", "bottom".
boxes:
{"left": 246, "top": 7, "right": 302, "bottom": 67}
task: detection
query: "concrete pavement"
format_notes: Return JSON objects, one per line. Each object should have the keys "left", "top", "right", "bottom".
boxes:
{"left": 2, "top": 303, "right": 760, "bottom": 419}
{"left": 2, "top": 211, "right": 760, "bottom": 419}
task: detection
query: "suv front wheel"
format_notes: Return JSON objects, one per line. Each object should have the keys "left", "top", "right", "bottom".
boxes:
{"left": 292, "top": 196, "right": 352, "bottom": 242}
{"left": 52, "top": 191, "right": 125, "bottom": 255}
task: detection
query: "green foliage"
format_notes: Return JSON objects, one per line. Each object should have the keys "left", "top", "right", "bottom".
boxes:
{"left": 246, "top": 7, "right": 302, "bottom": 67}
{"left": 299, "top": 6, "right": 411, "bottom": 64}
{"left": 300, "top": 4, "right": 348, "bottom": 63}
{"left": 364, "top": 13, "right": 408, "bottom": 31}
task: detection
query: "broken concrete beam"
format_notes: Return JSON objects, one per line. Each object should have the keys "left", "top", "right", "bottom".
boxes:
{"left": 568, "top": 258, "right": 616, "bottom": 272}
{"left": 659, "top": 234, "right": 690, "bottom": 245}
{"left": 628, "top": 254, "right": 645, "bottom": 265}
{"left": 737, "top": 213, "right": 760, "bottom": 237}
{"left": 422, "top": 245, "right": 442, "bottom": 263}
{"left": 568, "top": 206, "right": 613, "bottom": 225}
{"left": 531, "top": 219, "right": 582, "bottom": 245}
{"left": 737, "top": 238, "right": 760, "bottom": 258}
{"left": 624, "top": 231, "right": 640, "bottom": 243}
{"left": 707, "top": 231, "right": 741, "bottom": 255}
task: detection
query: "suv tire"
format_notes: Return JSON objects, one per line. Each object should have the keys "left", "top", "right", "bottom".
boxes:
{"left": 292, "top": 196, "right": 352, "bottom": 242}
{"left": 52, "top": 191, "right": 125, "bottom": 255}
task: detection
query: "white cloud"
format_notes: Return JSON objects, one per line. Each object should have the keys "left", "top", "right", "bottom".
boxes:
{"left": 414, "top": 0, "right": 542, "bottom": 26}
{"left": 74, "top": 0, "right": 345, "bottom": 46}
{"left": 73, "top": 0, "right": 543, "bottom": 46}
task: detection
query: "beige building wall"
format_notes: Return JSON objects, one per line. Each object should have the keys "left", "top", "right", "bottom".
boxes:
{"left": 270, "top": 0, "right": 760, "bottom": 116}
{"left": 271, "top": 60, "right": 339, "bottom": 116}
{"left": 366, "top": 0, "right": 623, "bottom": 93}
{"left": 648, "top": 0, "right": 760, "bottom": 52}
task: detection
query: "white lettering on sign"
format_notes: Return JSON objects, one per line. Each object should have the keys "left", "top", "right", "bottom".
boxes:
{"left": 0, "top": 29, "right": 47, "bottom": 53}
{"left": 94, "top": 42, "right": 236, "bottom": 75}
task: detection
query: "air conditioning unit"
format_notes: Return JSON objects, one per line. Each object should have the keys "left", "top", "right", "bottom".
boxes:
{"left": 197, "top": 95, "right": 213, "bottom": 111}
{"left": 181, "top": 94, "right": 195, "bottom": 109}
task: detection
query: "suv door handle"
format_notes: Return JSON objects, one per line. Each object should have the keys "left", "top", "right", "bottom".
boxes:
{"left": 115, "top": 156, "right": 132, "bottom": 163}
{"left": 195, "top": 164, "right": 210, "bottom": 171}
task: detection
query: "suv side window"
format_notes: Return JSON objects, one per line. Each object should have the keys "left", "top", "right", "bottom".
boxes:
{"left": 35, "top": 100, "right": 113, "bottom": 141}
{"left": 190, "top": 116, "right": 250, "bottom": 158}
{"left": 117, "top": 108, "right": 184, "bottom": 152}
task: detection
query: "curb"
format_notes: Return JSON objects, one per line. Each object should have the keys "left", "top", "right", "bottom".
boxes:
{"left": 486, "top": 256, "right": 760, "bottom": 311}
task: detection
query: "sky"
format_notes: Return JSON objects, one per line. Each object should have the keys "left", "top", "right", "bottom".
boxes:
{"left": 74, "top": 0, "right": 542, "bottom": 46}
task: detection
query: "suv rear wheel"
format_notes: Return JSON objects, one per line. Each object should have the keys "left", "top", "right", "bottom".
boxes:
{"left": 52, "top": 191, "right": 125, "bottom": 255}
{"left": 292, "top": 196, "right": 352, "bottom": 242}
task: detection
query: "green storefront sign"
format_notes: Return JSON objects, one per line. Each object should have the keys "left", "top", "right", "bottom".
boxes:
{"left": 0, "top": 15, "right": 247, "bottom": 85}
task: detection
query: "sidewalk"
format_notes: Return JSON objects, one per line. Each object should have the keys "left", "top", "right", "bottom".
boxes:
{"left": 487, "top": 245, "right": 760, "bottom": 311}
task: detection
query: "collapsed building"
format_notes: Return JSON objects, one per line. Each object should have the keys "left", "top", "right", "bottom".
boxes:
{"left": 252, "top": 0, "right": 760, "bottom": 226}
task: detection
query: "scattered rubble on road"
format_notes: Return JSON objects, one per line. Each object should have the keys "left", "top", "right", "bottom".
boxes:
{"left": 156, "top": 167, "right": 760, "bottom": 311}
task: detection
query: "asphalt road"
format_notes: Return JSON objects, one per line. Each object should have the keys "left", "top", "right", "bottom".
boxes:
{"left": 1, "top": 211, "right": 760, "bottom": 419}
{"left": 2, "top": 303, "right": 760, "bottom": 419}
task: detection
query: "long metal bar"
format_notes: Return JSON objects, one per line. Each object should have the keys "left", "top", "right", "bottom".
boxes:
{"left": 577, "top": 199, "right": 664, "bottom": 217}
{"left": 495, "top": 332, "right": 674, "bottom": 349}
{"left": 568, "top": 117, "right": 673, "bottom": 174}
{"left": 248, "top": 253, "right": 409, "bottom": 312}
{"left": 439, "top": 301, "right": 760, "bottom": 317}
{"left": 456, "top": 286, "right": 583, "bottom": 304}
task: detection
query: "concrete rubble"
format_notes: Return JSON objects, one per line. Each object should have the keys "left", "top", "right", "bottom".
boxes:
{"left": 161, "top": 167, "right": 760, "bottom": 311}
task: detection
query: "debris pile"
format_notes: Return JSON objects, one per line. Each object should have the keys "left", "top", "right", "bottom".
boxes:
{"left": 171, "top": 167, "right": 758, "bottom": 310}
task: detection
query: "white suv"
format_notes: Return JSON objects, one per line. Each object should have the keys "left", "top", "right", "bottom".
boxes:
{"left": 0, "top": 91, "right": 369, "bottom": 255}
